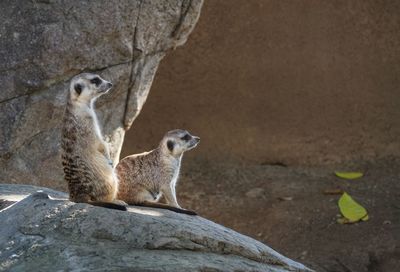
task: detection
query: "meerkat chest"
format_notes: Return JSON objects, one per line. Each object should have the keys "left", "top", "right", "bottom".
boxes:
{"left": 74, "top": 107, "right": 104, "bottom": 141}
{"left": 151, "top": 157, "right": 180, "bottom": 187}
{"left": 168, "top": 159, "right": 181, "bottom": 186}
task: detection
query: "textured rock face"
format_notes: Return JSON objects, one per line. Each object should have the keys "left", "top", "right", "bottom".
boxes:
{"left": 0, "top": 184, "right": 311, "bottom": 272}
{"left": 0, "top": 0, "right": 203, "bottom": 189}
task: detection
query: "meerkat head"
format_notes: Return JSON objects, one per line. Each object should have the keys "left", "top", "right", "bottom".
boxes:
{"left": 69, "top": 73, "right": 113, "bottom": 104}
{"left": 161, "top": 129, "right": 200, "bottom": 157}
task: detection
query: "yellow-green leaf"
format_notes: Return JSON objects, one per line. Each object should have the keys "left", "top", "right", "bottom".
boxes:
{"left": 361, "top": 215, "right": 369, "bottom": 221}
{"left": 338, "top": 192, "right": 368, "bottom": 223}
{"left": 337, "top": 217, "right": 350, "bottom": 224}
{"left": 335, "top": 171, "right": 363, "bottom": 180}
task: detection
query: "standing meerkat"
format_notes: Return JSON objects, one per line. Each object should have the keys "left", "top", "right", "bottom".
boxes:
{"left": 61, "top": 73, "right": 126, "bottom": 211}
{"left": 116, "top": 129, "right": 200, "bottom": 215}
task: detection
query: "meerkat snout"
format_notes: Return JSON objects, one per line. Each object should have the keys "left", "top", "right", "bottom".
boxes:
{"left": 98, "top": 81, "right": 112, "bottom": 93}
{"left": 189, "top": 136, "right": 200, "bottom": 148}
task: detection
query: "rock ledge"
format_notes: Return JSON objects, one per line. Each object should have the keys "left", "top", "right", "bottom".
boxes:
{"left": 0, "top": 184, "right": 311, "bottom": 271}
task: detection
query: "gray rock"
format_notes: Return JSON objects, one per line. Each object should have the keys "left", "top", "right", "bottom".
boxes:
{"left": 0, "top": 0, "right": 203, "bottom": 190}
{"left": 0, "top": 184, "right": 311, "bottom": 272}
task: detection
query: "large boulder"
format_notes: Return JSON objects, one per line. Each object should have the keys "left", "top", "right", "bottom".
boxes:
{"left": 0, "top": 0, "right": 203, "bottom": 189}
{"left": 0, "top": 184, "right": 311, "bottom": 272}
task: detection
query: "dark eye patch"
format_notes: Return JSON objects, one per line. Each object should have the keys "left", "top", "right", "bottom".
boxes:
{"left": 167, "top": 140, "right": 174, "bottom": 152}
{"left": 181, "top": 134, "right": 191, "bottom": 141}
{"left": 90, "top": 77, "right": 102, "bottom": 86}
{"left": 74, "top": 84, "right": 82, "bottom": 95}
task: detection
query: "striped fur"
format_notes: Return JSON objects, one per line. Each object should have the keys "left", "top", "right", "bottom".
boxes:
{"left": 61, "top": 73, "right": 120, "bottom": 205}
{"left": 116, "top": 129, "right": 199, "bottom": 211}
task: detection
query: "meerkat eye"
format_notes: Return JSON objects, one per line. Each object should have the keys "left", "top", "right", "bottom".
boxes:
{"left": 90, "top": 77, "right": 102, "bottom": 86}
{"left": 180, "top": 134, "right": 191, "bottom": 141}
{"left": 74, "top": 84, "right": 82, "bottom": 95}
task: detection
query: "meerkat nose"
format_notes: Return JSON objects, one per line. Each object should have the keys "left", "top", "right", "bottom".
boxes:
{"left": 107, "top": 82, "right": 113, "bottom": 88}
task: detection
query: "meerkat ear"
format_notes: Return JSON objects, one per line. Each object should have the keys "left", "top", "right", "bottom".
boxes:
{"left": 167, "top": 140, "right": 175, "bottom": 152}
{"left": 74, "top": 84, "right": 82, "bottom": 95}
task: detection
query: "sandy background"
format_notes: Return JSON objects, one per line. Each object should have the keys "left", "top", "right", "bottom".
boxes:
{"left": 122, "top": 0, "right": 400, "bottom": 166}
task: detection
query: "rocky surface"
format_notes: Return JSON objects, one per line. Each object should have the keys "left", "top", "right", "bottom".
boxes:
{"left": 0, "top": 0, "right": 203, "bottom": 189}
{"left": 0, "top": 184, "right": 311, "bottom": 271}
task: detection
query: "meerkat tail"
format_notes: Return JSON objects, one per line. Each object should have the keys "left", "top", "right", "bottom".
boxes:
{"left": 89, "top": 201, "right": 127, "bottom": 211}
{"left": 136, "top": 202, "right": 197, "bottom": 216}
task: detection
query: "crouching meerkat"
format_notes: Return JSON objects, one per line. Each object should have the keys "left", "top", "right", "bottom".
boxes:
{"left": 61, "top": 73, "right": 127, "bottom": 211}
{"left": 116, "top": 129, "right": 200, "bottom": 215}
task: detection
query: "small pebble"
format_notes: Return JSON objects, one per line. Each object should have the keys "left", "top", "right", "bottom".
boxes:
{"left": 245, "top": 188, "right": 265, "bottom": 198}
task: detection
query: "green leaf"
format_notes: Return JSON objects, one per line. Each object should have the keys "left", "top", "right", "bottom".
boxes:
{"left": 337, "top": 217, "right": 350, "bottom": 224}
{"left": 335, "top": 171, "right": 363, "bottom": 180}
{"left": 361, "top": 214, "right": 369, "bottom": 221}
{"left": 338, "top": 192, "right": 368, "bottom": 223}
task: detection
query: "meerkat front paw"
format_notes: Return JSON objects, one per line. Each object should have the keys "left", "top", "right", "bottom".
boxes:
{"left": 98, "top": 143, "right": 113, "bottom": 166}
{"left": 98, "top": 143, "right": 106, "bottom": 154}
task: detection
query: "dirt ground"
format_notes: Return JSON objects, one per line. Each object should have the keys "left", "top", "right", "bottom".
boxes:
{"left": 174, "top": 156, "right": 400, "bottom": 272}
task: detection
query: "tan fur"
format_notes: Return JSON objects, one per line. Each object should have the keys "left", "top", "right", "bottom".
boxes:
{"left": 61, "top": 73, "right": 125, "bottom": 209}
{"left": 116, "top": 129, "right": 199, "bottom": 214}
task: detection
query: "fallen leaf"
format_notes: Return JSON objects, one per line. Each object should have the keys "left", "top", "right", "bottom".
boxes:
{"left": 338, "top": 192, "right": 368, "bottom": 223}
{"left": 337, "top": 216, "right": 367, "bottom": 224}
{"left": 337, "top": 217, "right": 350, "bottom": 224}
{"left": 335, "top": 171, "right": 363, "bottom": 180}
{"left": 323, "top": 188, "right": 344, "bottom": 195}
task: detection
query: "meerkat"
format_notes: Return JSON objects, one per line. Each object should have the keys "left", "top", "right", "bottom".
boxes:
{"left": 61, "top": 73, "right": 127, "bottom": 211}
{"left": 116, "top": 129, "right": 200, "bottom": 215}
